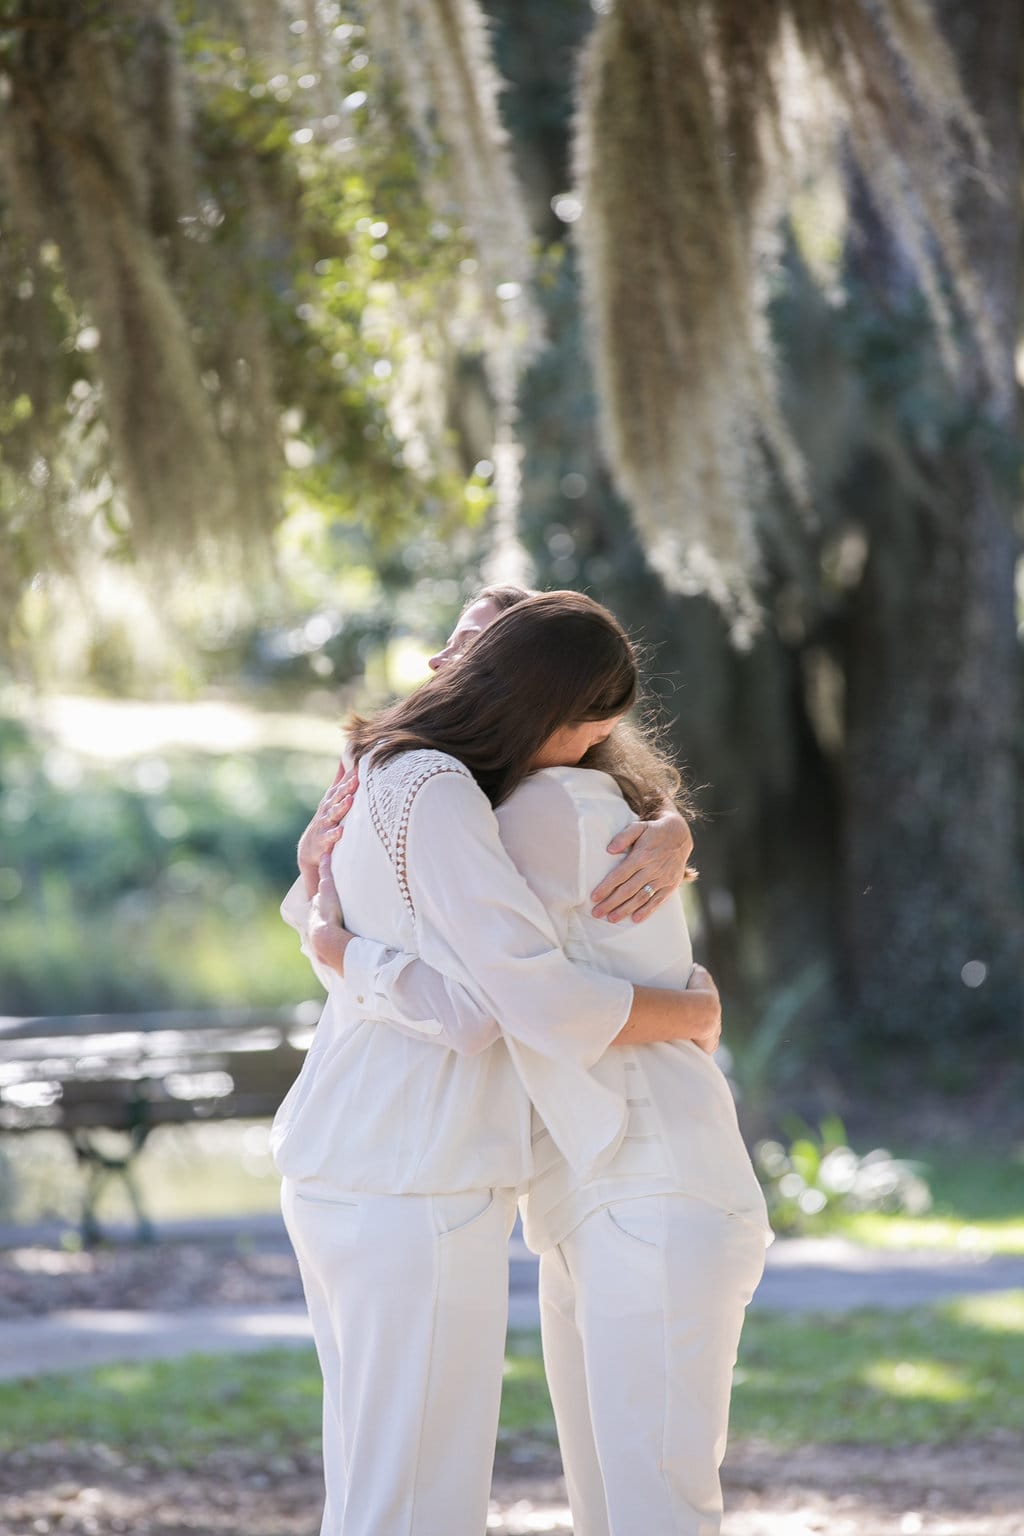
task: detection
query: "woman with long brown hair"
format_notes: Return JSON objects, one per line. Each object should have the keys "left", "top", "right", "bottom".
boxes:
{"left": 272, "top": 591, "right": 728, "bottom": 1536}
{"left": 293, "top": 582, "right": 697, "bottom": 925}
{"left": 301, "top": 589, "right": 772, "bottom": 1535}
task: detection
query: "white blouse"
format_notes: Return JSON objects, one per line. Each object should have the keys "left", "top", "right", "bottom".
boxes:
{"left": 276, "top": 758, "right": 771, "bottom": 1251}
{"left": 270, "top": 750, "right": 634, "bottom": 1193}
{"left": 495, "top": 768, "right": 771, "bottom": 1250}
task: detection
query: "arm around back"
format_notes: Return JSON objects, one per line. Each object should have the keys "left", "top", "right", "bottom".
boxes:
{"left": 618, "top": 966, "right": 721, "bottom": 1052}
{"left": 495, "top": 771, "right": 720, "bottom": 1056}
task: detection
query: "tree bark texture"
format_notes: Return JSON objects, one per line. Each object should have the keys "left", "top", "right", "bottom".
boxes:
{"left": 839, "top": 0, "right": 1024, "bottom": 1054}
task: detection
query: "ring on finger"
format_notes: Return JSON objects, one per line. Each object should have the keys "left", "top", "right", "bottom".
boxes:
{"left": 641, "top": 882, "right": 656, "bottom": 899}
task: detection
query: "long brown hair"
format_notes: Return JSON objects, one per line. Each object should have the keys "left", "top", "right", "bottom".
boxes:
{"left": 347, "top": 591, "right": 638, "bottom": 808}
{"left": 458, "top": 585, "right": 696, "bottom": 821}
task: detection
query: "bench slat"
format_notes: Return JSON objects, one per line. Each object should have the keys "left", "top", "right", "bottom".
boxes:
{"left": 0, "top": 1003, "right": 321, "bottom": 1042}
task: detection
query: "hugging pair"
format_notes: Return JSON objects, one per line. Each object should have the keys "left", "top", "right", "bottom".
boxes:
{"left": 273, "top": 587, "right": 772, "bottom": 1536}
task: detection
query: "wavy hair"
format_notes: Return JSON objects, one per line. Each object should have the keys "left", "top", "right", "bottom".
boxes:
{"left": 466, "top": 583, "right": 693, "bottom": 820}
{"left": 350, "top": 586, "right": 694, "bottom": 819}
{"left": 348, "top": 590, "right": 637, "bottom": 807}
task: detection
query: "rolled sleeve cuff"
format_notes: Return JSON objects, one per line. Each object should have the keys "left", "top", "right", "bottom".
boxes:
{"left": 341, "top": 939, "right": 443, "bottom": 1037}
{"left": 280, "top": 876, "right": 310, "bottom": 936}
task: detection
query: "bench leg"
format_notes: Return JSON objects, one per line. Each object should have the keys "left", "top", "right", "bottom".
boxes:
{"left": 70, "top": 1126, "right": 155, "bottom": 1245}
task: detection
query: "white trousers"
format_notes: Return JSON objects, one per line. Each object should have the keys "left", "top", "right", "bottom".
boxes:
{"left": 539, "top": 1194, "right": 767, "bottom": 1536}
{"left": 281, "top": 1177, "right": 516, "bottom": 1536}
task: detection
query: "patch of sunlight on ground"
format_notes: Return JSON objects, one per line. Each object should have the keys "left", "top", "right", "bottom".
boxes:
{"left": 97, "top": 1364, "right": 161, "bottom": 1395}
{"left": 487, "top": 1511, "right": 572, "bottom": 1532}
{"left": 948, "top": 1291, "right": 1024, "bottom": 1334}
{"left": 3, "top": 686, "right": 344, "bottom": 762}
{"left": 861, "top": 1357, "right": 973, "bottom": 1404}
{"left": 831, "top": 1213, "right": 1024, "bottom": 1256}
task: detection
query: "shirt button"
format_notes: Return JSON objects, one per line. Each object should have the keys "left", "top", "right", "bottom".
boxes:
{"left": 356, "top": 994, "right": 365, "bottom": 1005}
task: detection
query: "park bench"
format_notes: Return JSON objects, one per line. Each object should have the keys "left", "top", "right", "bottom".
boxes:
{"left": 0, "top": 1004, "right": 318, "bottom": 1243}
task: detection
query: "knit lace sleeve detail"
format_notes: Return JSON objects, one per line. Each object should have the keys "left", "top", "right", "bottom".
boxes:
{"left": 364, "top": 749, "right": 473, "bottom": 921}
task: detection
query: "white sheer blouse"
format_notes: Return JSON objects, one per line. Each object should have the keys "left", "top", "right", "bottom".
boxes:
{"left": 270, "top": 750, "right": 634, "bottom": 1193}
{"left": 274, "top": 757, "right": 771, "bottom": 1250}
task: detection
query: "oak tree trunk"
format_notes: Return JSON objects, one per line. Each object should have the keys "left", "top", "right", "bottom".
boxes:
{"left": 839, "top": 0, "right": 1024, "bottom": 1057}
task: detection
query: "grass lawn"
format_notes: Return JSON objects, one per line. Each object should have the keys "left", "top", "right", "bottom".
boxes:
{"left": 823, "top": 1146, "right": 1024, "bottom": 1255}
{"left": 3, "top": 1293, "right": 1021, "bottom": 1465}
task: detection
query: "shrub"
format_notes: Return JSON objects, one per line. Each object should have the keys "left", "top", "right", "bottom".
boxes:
{"left": 754, "top": 1115, "right": 932, "bottom": 1234}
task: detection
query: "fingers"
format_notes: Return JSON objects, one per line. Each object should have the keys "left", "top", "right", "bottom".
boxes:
{"left": 595, "top": 881, "right": 671, "bottom": 924}
{"left": 316, "top": 798, "right": 352, "bottom": 832}
{"left": 305, "top": 806, "right": 349, "bottom": 866}
{"left": 630, "top": 886, "right": 674, "bottom": 923}
{"left": 605, "top": 821, "right": 644, "bottom": 857}
{"left": 593, "top": 863, "right": 668, "bottom": 922}
{"left": 322, "top": 779, "right": 355, "bottom": 812}
{"left": 593, "top": 835, "right": 682, "bottom": 916}
{"left": 591, "top": 854, "right": 650, "bottom": 916}
{"left": 315, "top": 780, "right": 356, "bottom": 832}
{"left": 321, "top": 766, "right": 357, "bottom": 807}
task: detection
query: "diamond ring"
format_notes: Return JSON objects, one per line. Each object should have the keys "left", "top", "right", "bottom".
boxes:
{"left": 641, "top": 883, "right": 656, "bottom": 899}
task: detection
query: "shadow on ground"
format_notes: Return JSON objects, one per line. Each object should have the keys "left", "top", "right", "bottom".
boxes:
{"left": 2, "top": 1438, "right": 1021, "bottom": 1535}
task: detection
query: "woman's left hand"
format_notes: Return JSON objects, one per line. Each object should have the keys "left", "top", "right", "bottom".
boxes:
{"left": 591, "top": 806, "right": 696, "bottom": 924}
{"left": 298, "top": 765, "right": 359, "bottom": 896}
{"left": 308, "top": 852, "right": 354, "bottom": 975}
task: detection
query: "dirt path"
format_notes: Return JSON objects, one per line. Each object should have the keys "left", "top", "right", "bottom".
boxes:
{"left": 2, "top": 1439, "right": 1020, "bottom": 1536}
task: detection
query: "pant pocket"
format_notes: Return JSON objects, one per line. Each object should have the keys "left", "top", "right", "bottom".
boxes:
{"left": 434, "top": 1188, "right": 496, "bottom": 1238}
{"left": 605, "top": 1195, "right": 664, "bottom": 1248}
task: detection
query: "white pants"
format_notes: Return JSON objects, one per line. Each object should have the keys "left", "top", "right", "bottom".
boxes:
{"left": 281, "top": 1177, "right": 517, "bottom": 1536}
{"left": 539, "top": 1194, "right": 767, "bottom": 1536}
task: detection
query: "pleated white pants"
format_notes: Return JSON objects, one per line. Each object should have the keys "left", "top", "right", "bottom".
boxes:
{"left": 539, "top": 1194, "right": 767, "bottom": 1536}
{"left": 281, "top": 1177, "right": 517, "bottom": 1536}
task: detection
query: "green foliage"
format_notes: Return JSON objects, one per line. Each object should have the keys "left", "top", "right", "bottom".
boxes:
{"left": 754, "top": 1116, "right": 932, "bottom": 1236}
{"left": 0, "top": 2, "right": 482, "bottom": 639}
{"left": 179, "top": 8, "right": 470, "bottom": 540}
{"left": 0, "top": 714, "right": 331, "bottom": 1013}
{"left": 826, "top": 1145, "right": 1024, "bottom": 1255}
